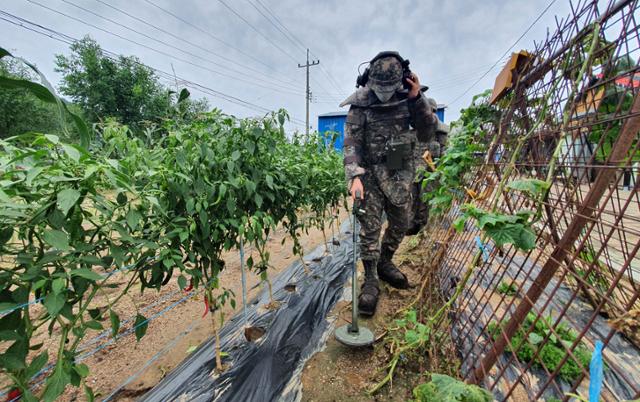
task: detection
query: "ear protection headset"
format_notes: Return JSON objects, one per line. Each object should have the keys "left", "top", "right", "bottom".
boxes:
{"left": 356, "top": 51, "right": 412, "bottom": 89}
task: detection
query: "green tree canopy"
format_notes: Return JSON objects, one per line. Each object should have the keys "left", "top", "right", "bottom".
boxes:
{"left": 55, "top": 36, "right": 207, "bottom": 129}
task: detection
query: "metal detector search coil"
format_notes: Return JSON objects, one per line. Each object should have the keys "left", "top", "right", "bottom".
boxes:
{"left": 335, "top": 191, "right": 374, "bottom": 347}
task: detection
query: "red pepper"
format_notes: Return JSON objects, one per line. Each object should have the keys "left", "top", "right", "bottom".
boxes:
{"left": 6, "top": 389, "right": 21, "bottom": 402}
{"left": 184, "top": 279, "right": 193, "bottom": 292}
{"left": 202, "top": 295, "right": 209, "bottom": 318}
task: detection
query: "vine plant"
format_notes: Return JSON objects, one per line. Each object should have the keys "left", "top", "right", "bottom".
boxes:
{"left": 372, "top": 23, "right": 603, "bottom": 395}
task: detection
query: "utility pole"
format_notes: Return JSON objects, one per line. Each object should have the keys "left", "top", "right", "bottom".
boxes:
{"left": 298, "top": 48, "right": 319, "bottom": 135}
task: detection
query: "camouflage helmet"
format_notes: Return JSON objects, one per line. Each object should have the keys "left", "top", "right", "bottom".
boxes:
{"left": 368, "top": 53, "right": 403, "bottom": 102}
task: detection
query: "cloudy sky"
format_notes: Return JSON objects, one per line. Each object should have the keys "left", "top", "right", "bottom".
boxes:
{"left": 1, "top": 0, "right": 573, "bottom": 130}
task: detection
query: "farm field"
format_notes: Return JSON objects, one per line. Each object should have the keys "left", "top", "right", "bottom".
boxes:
{"left": 2, "top": 0, "right": 640, "bottom": 401}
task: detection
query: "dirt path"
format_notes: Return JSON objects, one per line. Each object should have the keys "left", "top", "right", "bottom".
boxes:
{"left": 46, "top": 210, "right": 348, "bottom": 401}
{"left": 300, "top": 234, "right": 446, "bottom": 402}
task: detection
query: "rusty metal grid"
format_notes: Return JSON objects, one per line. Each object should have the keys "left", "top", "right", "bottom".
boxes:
{"left": 434, "top": 0, "right": 640, "bottom": 400}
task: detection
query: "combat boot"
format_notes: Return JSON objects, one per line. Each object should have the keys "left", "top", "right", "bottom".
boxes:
{"left": 358, "top": 259, "right": 379, "bottom": 317}
{"left": 377, "top": 248, "right": 409, "bottom": 289}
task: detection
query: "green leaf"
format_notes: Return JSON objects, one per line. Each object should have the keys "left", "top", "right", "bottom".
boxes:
{"left": 507, "top": 179, "right": 551, "bottom": 196}
{"left": 405, "top": 329, "right": 419, "bottom": 344}
{"left": 177, "top": 275, "right": 187, "bottom": 290}
{"left": 52, "top": 277, "right": 66, "bottom": 294}
{"left": 126, "top": 209, "right": 142, "bottom": 230}
{"left": 528, "top": 332, "right": 544, "bottom": 345}
{"left": 0, "top": 330, "right": 20, "bottom": 341}
{"left": 70, "top": 269, "right": 103, "bottom": 282}
{"left": 477, "top": 213, "right": 502, "bottom": 229}
{"left": 417, "top": 373, "right": 493, "bottom": 402}
{"left": 231, "top": 150, "right": 241, "bottom": 161}
{"left": 0, "top": 227, "right": 13, "bottom": 246}
{"left": 484, "top": 225, "right": 515, "bottom": 248}
{"left": 43, "top": 230, "right": 70, "bottom": 251}
{"left": 88, "top": 308, "right": 102, "bottom": 320}
{"left": 74, "top": 363, "right": 89, "bottom": 378}
{"left": 514, "top": 226, "right": 537, "bottom": 251}
{"left": 0, "top": 340, "right": 28, "bottom": 370}
{"left": 42, "top": 365, "right": 71, "bottom": 402}
{"left": 61, "top": 144, "right": 81, "bottom": 162}
{"left": 25, "top": 351, "right": 49, "bottom": 379}
{"left": 43, "top": 293, "right": 65, "bottom": 317}
{"left": 109, "top": 310, "right": 120, "bottom": 338}
{"left": 116, "top": 192, "right": 128, "bottom": 206}
{"left": 413, "top": 382, "right": 438, "bottom": 401}
{"left": 84, "top": 383, "right": 95, "bottom": 402}
{"left": 44, "top": 134, "right": 60, "bottom": 144}
{"left": 0, "top": 75, "right": 56, "bottom": 103}
{"left": 407, "top": 310, "right": 417, "bottom": 323}
{"left": 0, "top": 65, "right": 90, "bottom": 148}
{"left": 452, "top": 216, "right": 467, "bottom": 232}
{"left": 134, "top": 314, "right": 148, "bottom": 341}
{"left": 85, "top": 320, "right": 103, "bottom": 331}
{"left": 26, "top": 166, "right": 44, "bottom": 186}
{"left": 51, "top": 193, "right": 74, "bottom": 218}
{"left": 178, "top": 88, "right": 190, "bottom": 103}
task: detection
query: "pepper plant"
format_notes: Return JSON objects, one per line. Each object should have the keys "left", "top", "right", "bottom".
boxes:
{"left": 0, "top": 49, "right": 345, "bottom": 400}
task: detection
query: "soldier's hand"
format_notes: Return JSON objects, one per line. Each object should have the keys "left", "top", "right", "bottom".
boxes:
{"left": 406, "top": 73, "right": 421, "bottom": 99}
{"left": 350, "top": 177, "right": 364, "bottom": 201}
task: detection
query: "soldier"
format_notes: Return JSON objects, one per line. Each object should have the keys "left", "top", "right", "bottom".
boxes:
{"left": 406, "top": 98, "right": 449, "bottom": 235}
{"left": 340, "top": 51, "right": 438, "bottom": 316}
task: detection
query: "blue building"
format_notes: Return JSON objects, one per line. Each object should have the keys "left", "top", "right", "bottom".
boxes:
{"left": 318, "top": 105, "right": 446, "bottom": 152}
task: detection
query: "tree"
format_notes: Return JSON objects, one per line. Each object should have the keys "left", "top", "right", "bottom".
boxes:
{"left": 55, "top": 36, "right": 207, "bottom": 129}
{"left": 0, "top": 57, "right": 61, "bottom": 138}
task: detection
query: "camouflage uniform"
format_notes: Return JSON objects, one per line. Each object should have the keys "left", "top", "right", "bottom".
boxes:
{"left": 341, "top": 53, "right": 437, "bottom": 315}
{"left": 408, "top": 98, "right": 449, "bottom": 235}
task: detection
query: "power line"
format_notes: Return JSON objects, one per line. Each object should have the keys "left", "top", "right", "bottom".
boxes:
{"left": 141, "top": 0, "right": 274, "bottom": 73}
{"left": 140, "top": 0, "right": 339, "bottom": 98}
{"left": 244, "top": 0, "right": 304, "bottom": 54}
{"left": 249, "top": 0, "right": 346, "bottom": 98}
{"left": 217, "top": 0, "right": 298, "bottom": 63}
{"left": 89, "top": 0, "right": 304, "bottom": 92}
{"left": 235, "top": 0, "right": 345, "bottom": 101}
{"left": 215, "top": 0, "right": 343, "bottom": 102}
{"left": 0, "top": 11, "right": 306, "bottom": 125}
{"left": 255, "top": 0, "right": 306, "bottom": 50}
{"left": 446, "top": 0, "right": 558, "bottom": 107}
{"left": 26, "top": 0, "right": 299, "bottom": 95}
{"left": 244, "top": 0, "right": 347, "bottom": 97}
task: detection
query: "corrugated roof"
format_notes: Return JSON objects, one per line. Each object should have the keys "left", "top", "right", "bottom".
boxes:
{"left": 318, "top": 111, "right": 348, "bottom": 117}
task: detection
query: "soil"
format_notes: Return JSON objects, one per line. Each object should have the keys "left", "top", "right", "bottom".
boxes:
{"left": 16, "top": 210, "right": 349, "bottom": 402}
{"left": 300, "top": 231, "right": 459, "bottom": 402}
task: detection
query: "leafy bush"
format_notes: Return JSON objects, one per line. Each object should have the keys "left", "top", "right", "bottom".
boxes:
{"left": 411, "top": 373, "right": 492, "bottom": 402}
{"left": 497, "top": 280, "right": 518, "bottom": 296}
{"left": 488, "top": 313, "right": 591, "bottom": 382}
{"left": 454, "top": 204, "right": 537, "bottom": 251}
{"left": 420, "top": 90, "right": 498, "bottom": 215}
{"left": 0, "top": 48, "right": 345, "bottom": 400}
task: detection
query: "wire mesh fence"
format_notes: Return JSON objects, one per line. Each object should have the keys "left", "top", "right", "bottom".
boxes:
{"left": 432, "top": 0, "right": 640, "bottom": 400}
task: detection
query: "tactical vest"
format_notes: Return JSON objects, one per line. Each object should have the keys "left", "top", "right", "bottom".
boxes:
{"left": 362, "top": 101, "right": 415, "bottom": 170}
{"left": 361, "top": 101, "right": 416, "bottom": 206}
